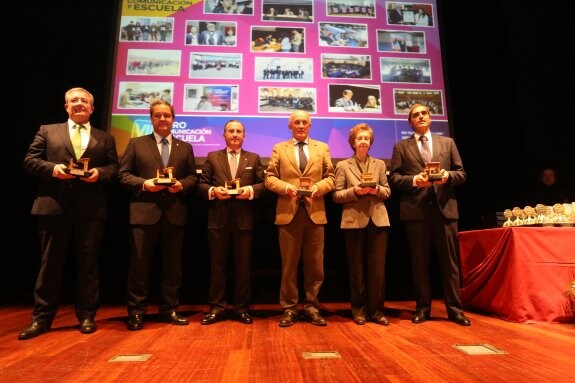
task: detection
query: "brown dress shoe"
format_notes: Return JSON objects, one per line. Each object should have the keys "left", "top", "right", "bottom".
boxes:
{"left": 353, "top": 316, "right": 367, "bottom": 325}
{"left": 18, "top": 321, "right": 50, "bottom": 340}
{"left": 372, "top": 316, "right": 390, "bottom": 326}
{"left": 306, "top": 312, "right": 327, "bottom": 326}
{"left": 279, "top": 311, "right": 296, "bottom": 327}
{"left": 80, "top": 318, "right": 97, "bottom": 334}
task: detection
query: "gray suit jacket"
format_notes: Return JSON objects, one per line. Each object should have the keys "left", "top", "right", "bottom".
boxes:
{"left": 119, "top": 134, "right": 197, "bottom": 226}
{"left": 332, "top": 156, "right": 391, "bottom": 228}
{"left": 389, "top": 133, "right": 465, "bottom": 220}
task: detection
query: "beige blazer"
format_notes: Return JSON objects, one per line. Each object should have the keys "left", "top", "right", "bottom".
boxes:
{"left": 332, "top": 156, "right": 391, "bottom": 228}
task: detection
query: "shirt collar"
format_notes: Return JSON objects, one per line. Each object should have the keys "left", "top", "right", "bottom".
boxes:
{"left": 153, "top": 132, "right": 171, "bottom": 144}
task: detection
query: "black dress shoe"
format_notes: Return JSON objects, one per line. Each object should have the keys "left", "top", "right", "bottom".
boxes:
{"left": 80, "top": 318, "right": 97, "bottom": 334}
{"left": 237, "top": 312, "right": 253, "bottom": 324}
{"left": 449, "top": 313, "right": 471, "bottom": 326}
{"left": 412, "top": 311, "right": 429, "bottom": 324}
{"left": 279, "top": 311, "right": 296, "bottom": 327}
{"left": 161, "top": 311, "right": 189, "bottom": 325}
{"left": 127, "top": 314, "right": 143, "bottom": 331}
{"left": 306, "top": 312, "right": 327, "bottom": 326}
{"left": 353, "top": 316, "right": 366, "bottom": 325}
{"left": 201, "top": 311, "right": 225, "bottom": 325}
{"left": 18, "top": 321, "right": 50, "bottom": 340}
{"left": 372, "top": 316, "right": 390, "bottom": 326}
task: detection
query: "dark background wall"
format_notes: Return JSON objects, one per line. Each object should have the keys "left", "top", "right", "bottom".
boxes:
{"left": 2, "top": 0, "right": 573, "bottom": 306}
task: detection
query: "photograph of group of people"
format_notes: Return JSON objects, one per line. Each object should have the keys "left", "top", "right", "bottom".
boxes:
{"left": 118, "top": 82, "right": 174, "bottom": 109}
{"left": 258, "top": 87, "right": 316, "bottom": 112}
{"left": 393, "top": 89, "right": 443, "bottom": 115}
{"left": 322, "top": 54, "right": 371, "bottom": 79}
{"left": 115, "top": 0, "right": 440, "bottom": 117}
{"left": 189, "top": 53, "right": 242, "bottom": 79}
{"left": 254, "top": 57, "right": 313, "bottom": 82}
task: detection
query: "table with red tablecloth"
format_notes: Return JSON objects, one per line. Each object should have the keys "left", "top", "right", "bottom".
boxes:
{"left": 459, "top": 226, "right": 575, "bottom": 323}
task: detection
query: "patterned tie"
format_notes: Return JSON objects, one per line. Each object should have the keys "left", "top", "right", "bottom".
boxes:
{"left": 160, "top": 138, "right": 169, "bottom": 167}
{"left": 229, "top": 150, "right": 238, "bottom": 178}
{"left": 420, "top": 135, "right": 431, "bottom": 163}
{"left": 208, "top": 32, "right": 215, "bottom": 45}
{"left": 72, "top": 124, "right": 84, "bottom": 159}
{"left": 297, "top": 141, "right": 307, "bottom": 172}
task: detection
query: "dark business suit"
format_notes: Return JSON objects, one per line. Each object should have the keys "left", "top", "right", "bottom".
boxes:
{"left": 23, "top": 122, "right": 118, "bottom": 324}
{"left": 265, "top": 139, "right": 335, "bottom": 315}
{"left": 332, "top": 157, "right": 391, "bottom": 319}
{"left": 198, "top": 149, "right": 265, "bottom": 314}
{"left": 389, "top": 133, "right": 466, "bottom": 317}
{"left": 119, "top": 134, "right": 197, "bottom": 316}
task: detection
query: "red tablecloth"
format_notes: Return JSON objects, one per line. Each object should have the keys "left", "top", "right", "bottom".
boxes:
{"left": 459, "top": 227, "right": 575, "bottom": 323}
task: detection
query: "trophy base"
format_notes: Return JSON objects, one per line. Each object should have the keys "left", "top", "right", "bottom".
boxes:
{"left": 359, "top": 181, "right": 377, "bottom": 188}
{"left": 65, "top": 168, "right": 92, "bottom": 178}
{"left": 296, "top": 189, "right": 313, "bottom": 196}
{"left": 227, "top": 188, "right": 242, "bottom": 196}
{"left": 154, "top": 178, "right": 176, "bottom": 186}
{"left": 427, "top": 174, "right": 443, "bottom": 181}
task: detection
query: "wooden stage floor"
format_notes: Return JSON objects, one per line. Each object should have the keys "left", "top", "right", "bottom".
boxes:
{"left": 1, "top": 301, "right": 574, "bottom": 382}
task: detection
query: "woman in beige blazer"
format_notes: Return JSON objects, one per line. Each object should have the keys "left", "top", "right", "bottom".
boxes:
{"left": 332, "top": 123, "right": 391, "bottom": 326}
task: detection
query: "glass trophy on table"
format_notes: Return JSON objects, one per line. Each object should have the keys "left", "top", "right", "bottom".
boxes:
{"left": 154, "top": 166, "right": 176, "bottom": 186}
{"left": 65, "top": 157, "right": 92, "bottom": 177}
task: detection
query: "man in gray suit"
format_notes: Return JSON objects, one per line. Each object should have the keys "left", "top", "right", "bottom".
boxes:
{"left": 119, "top": 100, "right": 197, "bottom": 331}
{"left": 19, "top": 87, "right": 119, "bottom": 340}
{"left": 389, "top": 103, "right": 470, "bottom": 326}
{"left": 198, "top": 120, "right": 265, "bottom": 325}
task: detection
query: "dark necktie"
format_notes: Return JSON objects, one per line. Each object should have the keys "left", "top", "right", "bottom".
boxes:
{"left": 229, "top": 150, "right": 238, "bottom": 178}
{"left": 297, "top": 141, "right": 307, "bottom": 172}
{"left": 160, "top": 138, "right": 169, "bottom": 167}
{"left": 72, "top": 124, "right": 85, "bottom": 159}
{"left": 420, "top": 135, "right": 431, "bottom": 163}
{"left": 208, "top": 32, "right": 214, "bottom": 45}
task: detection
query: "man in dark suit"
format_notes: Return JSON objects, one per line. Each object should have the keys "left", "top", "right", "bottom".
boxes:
{"left": 198, "top": 120, "right": 265, "bottom": 325}
{"left": 19, "top": 87, "right": 119, "bottom": 340}
{"left": 199, "top": 22, "right": 224, "bottom": 45}
{"left": 265, "top": 110, "right": 335, "bottom": 327}
{"left": 389, "top": 103, "right": 470, "bottom": 326}
{"left": 119, "top": 100, "right": 197, "bottom": 331}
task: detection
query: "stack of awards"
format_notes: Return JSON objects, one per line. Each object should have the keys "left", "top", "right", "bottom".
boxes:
{"left": 502, "top": 202, "right": 575, "bottom": 227}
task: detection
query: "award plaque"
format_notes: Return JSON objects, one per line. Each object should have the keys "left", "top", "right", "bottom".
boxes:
{"left": 154, "top": 166, "right": 176, "bottom": 186}
{"left": 502, "top": 209, "right": 513, "bottom": 227}
{"left": 65, "top": 158, "right": 92, "bottom": 177}
{"left": 225, "top": 178, "right": 242, "bottom": 196}
{"left": 359, "top": 172, "right": 377, "bottom": 188}
{"left": 296, "top": 176, "right": 313, "bottom": 196}
{"left": 424, "top": 162, "right": 442, "bottom": 181}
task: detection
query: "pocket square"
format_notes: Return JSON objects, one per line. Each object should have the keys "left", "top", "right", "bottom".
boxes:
{"left": 246, "top": 166, "right": 253, "bottom": 169}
